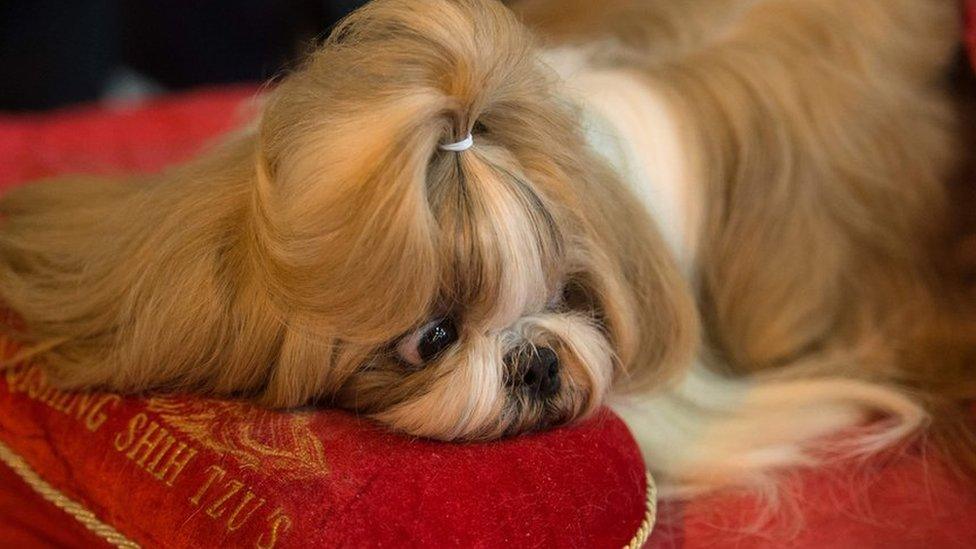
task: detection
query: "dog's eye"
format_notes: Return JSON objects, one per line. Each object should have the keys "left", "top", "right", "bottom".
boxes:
{"left": 397, "top": 318, "right": 459, "bottom": 367}
{"left": 561, "top": 279, "right": 594, "bottom": 311}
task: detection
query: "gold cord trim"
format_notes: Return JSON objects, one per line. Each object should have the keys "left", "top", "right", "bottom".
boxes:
{"left": 0, "top": 438, "right": 140, "bottom": 549}
{"left": 625, "top": 472, "right": 658, "bottom": 549}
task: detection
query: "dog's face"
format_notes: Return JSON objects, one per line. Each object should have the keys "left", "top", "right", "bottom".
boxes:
{"left": 323, "top": 140, "right": 623, "bottom": 439}
{"left": 247, "top": 0, "right": 696, "bottom": 440}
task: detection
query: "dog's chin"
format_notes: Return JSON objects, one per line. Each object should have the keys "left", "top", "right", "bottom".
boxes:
{"left": 370, "top": 371, "right": 609, "bottom": 442}
{"left": 336, "top": 313, "right": 615, "bottom": 441}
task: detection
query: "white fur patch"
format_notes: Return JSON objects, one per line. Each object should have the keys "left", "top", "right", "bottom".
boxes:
{"left": 542, "top": 49, "right": 703, "bottom": 275}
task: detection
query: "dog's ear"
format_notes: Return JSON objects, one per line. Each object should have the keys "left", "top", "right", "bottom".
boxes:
{"left": 567, "top": 158, "right": 699, "bottom": 392}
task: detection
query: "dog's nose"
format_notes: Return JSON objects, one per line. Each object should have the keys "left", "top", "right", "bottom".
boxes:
{"left": 522, "top": 347, "right": 560, "bottom": 399}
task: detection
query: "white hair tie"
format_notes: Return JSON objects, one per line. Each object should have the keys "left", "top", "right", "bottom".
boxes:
{"left": 439, "top": 133, "right": 474, "bottom": 152}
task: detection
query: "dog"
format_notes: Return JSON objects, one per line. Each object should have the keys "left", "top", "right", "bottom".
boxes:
{"left": 1, "top": 0, "right": 974, "bottom": 495}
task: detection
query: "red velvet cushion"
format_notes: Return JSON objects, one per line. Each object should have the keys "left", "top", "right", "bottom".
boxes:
{"left": 0, "top": 91, "right": 652, "bottom": 548}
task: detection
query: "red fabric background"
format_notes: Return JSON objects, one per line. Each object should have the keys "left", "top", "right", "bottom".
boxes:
{"left": 0, "top": 92, "right": 649, "bottom": 547}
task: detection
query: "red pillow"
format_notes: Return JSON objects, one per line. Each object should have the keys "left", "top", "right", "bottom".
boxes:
{"left": 0, "top": 91, "right": 653, "bottom": 547}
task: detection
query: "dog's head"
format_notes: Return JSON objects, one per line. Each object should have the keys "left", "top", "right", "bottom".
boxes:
{"left": 250, "top": 0, "right": 696, "bottom": 439}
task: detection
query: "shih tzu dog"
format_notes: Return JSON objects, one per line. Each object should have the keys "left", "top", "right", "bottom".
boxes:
{"left": 2, "top": 0, "right": 974, "bottom": 495}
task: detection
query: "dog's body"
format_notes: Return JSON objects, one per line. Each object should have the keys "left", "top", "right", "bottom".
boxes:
{"left": 1, "top": 0, "right": 973, "bottom": 495}
{"left": 520, "top": 0, "right": 973, "bottom": 494}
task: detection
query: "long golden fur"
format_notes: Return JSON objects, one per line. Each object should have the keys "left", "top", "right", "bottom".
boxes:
{"left": 1, "top": 0, "right": 974, "bottom": 492}
{"left": 0, "top": 0, "right": 695, "bottom": 439}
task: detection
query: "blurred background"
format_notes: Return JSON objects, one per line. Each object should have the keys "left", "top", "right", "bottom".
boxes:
{"left": 0, "top": 0, "right": 370, "bottom": 111}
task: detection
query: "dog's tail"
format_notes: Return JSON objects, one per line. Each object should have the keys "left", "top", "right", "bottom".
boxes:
{"left": 613, "top": 358, "right": 929, "bottom": 498}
